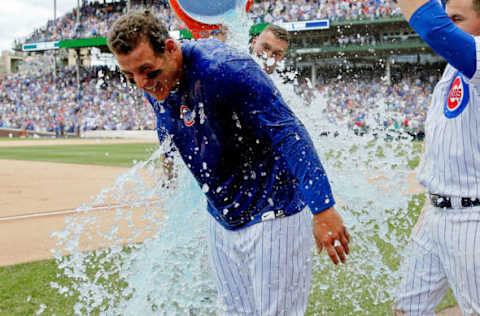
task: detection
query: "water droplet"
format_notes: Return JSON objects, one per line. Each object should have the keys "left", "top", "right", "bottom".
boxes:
{"left": 202, "top": 184, "right": 209, "bottom": 193}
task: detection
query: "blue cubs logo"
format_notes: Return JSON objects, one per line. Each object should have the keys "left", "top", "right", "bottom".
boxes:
{"left": 180, "top": 105, "right": 195, "bottom": 127}
{"left": 444, "top": 71, "right": 470, "bottom": 118}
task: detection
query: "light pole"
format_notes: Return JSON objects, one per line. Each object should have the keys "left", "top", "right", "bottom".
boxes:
{"left": 76, "top": 0, "right": 81, "bottom": 103}
{"left": 76, "top": 0, "right": 81, "bottom": 26}
{"left": 53, "top": 0, "right": 57, "bottom": 85}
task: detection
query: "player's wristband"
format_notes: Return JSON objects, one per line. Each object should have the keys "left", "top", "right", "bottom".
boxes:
{"left": 409, "top": 0, "right": 476, "bottom": 79}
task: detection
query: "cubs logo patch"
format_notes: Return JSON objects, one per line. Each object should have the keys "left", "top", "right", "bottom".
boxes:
{"left": 444, "top": 71, "right": 470, "bottom": 118}
{"left": 180, "top": 105, "right": 195, "bottom": 127}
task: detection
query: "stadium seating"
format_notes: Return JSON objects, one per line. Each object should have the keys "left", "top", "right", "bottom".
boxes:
{"left": 0, "top": 0, "right": 432, "bottom": 136}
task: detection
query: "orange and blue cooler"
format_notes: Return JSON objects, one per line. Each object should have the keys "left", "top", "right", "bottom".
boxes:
{"left": 169, "top": 0, "right": 253, "bottom": 39}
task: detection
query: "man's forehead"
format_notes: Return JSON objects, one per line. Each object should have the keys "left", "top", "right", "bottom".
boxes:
{"left": 117, "top": 54, "right": 159, "bottom": 73}
{"left": 260, "top": 31, "right": 287, "bottom": 49}
{"left": 119, "top": 60, "right": 155, "bottom": 73}
{"left": 446, "top": 0, "right": 474, "bottom": 9}
{"left": 122, "top": 65, "right": 153, "bottom": 76}
{"left": 260, "top": 30, "right": 278, "bottom": 41}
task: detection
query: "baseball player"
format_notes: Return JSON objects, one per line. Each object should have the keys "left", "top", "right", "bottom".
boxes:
{"left": 107, "top": 10, "right": 350, "bottom": 315}
{"left": 394, "top": 0, "right": 480, "bottom": 314}
{"left": 251, "top": 24, "right": 314, "bottom": 105}
{"left": 251, "top": 24, "right": 289, "bottom": 74}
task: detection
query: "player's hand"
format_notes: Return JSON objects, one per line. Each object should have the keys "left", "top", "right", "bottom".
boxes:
{"left": 312, "top": 206, "right": 350, "bottom": 265}
{"left": 160, "top": 157, "right": 177, "bottom": 190}
{"left": 163, "top": 159, "right": 175, "bottom": 181}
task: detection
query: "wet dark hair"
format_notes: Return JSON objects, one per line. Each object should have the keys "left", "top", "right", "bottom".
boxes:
{"left": 107, "top": 10, "right": 170, "bottom": 56}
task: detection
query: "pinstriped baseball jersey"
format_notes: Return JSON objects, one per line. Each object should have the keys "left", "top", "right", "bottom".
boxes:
{"left": 417, "top": 36, "right": 480, "bottom": 198}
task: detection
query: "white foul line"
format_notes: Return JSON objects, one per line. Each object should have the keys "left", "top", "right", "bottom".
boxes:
{"left": 0, "top": 199, "right": 162, "bottom": 222}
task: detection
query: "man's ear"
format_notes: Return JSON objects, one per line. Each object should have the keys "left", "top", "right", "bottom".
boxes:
{"left": 251, "top": 36, "right": 257, "bottom": 48}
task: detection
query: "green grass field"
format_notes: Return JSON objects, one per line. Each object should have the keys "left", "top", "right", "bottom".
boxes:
{"left": 0, "top": 260, "right": 77, "bottom": 315}
{"left": 0, "top": 143, "right": 158, "bottom": 167}
{"left": 0, "top": 141, "right": 457, "bottom": 315}
{"left": 306, "top": 193, "right": 457, "bottom": 315}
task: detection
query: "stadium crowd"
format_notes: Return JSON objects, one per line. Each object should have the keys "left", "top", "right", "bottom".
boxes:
{"left": 0, "top": 57, "right": 440, "bottom": 137}
{"left": 24, "top": 0, "right": 402, "bottom": 44}
{"left": 25, "top": 0, "right": 182, "bottom": 44}
{"left": 250, "top": 0, "right": 401, "bottom": 24}
{"left": 319, "top": 71, "right": 438, "bottom": 138}
{"left": 3, "top": 0, "right": 433, "bottom": 137}
{"left": 0, "top": 64, "right": 154, "bottom": 134}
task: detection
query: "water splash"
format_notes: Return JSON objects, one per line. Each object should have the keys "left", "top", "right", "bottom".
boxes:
{"left": 51, "top": 139, "right": 217, "bottom": 315}
{"left": 50, "top": 82, "right": 422, "bottom": 315}
{"left": 50, "top": 8, "right": 424, "bottom": 316}
{"left": 222, "top": 1, "right": 253, "bottom": 53}
{"left": 282, "top": 80, "right": 423, "bottom": 314}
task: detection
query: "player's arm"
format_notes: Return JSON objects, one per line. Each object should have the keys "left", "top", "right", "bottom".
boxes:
{"left": 218, "top": 60, "right": 350, "bottom": 264}
{"left": 155, "top": 127, "right": 177, "bottom": 183}
{"left": 160, "top": 154, "right": 175, "bottom": 181}
{"left": 397, "top": 0, "right": 476, "bottom": 79}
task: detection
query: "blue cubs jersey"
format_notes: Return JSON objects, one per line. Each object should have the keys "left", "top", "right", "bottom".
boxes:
{"left": 145, "top": 38, "right": 335, "bottom": 230}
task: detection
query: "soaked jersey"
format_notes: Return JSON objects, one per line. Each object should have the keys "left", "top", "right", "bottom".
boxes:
{"left": 146, "top": 38, "right": 335, "bottom": 230}
{"left": 418, "top": 37, "right": 480, "bottom": 198}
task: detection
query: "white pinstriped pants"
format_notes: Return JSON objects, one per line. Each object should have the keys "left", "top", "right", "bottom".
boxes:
{"left": 394, "top": 204, "right": 480, "bottom": 315}
{"left": 207, "top": 210, "right": 313, "bottom": 316}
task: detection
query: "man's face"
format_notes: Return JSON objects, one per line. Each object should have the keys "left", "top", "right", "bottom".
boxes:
{"left": 115, "top": 39, "right": 182, "bottom": 101}
{"left": 446, "top": 0, "right": 480, "bottom": 35}
{"left": 252, "top": 30, "right": 288, "bottom": 74}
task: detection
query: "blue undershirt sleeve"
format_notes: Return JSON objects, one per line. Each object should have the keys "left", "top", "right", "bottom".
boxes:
{"left": 409, "top": 0, "right": 476, "bottom": 78}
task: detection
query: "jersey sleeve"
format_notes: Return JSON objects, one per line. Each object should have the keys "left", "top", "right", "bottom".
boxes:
{"left": 409, "top": 0, "right": 477, "bottom": 80}
{"left": 217, "top": 58, "right": 335, "bottom": 214}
